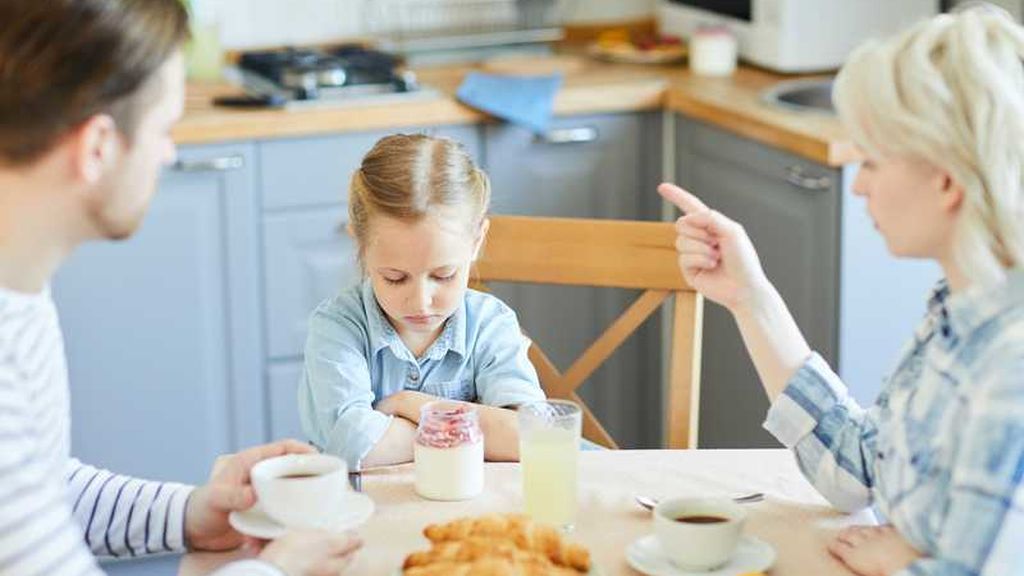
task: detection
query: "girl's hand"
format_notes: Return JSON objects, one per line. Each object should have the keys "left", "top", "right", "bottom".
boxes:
{"left": 375, "top": 390, "right": 437, "bottom": 423}
{"left": 657, "top": 183, "right": 771, "bottom": 314}
{"left": 828, "top": 525, "right": 923, "bottom": 576}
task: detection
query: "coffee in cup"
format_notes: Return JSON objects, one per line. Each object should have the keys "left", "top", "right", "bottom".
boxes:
{"left": 653, "top": 497, "right": 746, "bottom": 570}
{"left": 250, "top": 453, "right": 349, "bottom": 530}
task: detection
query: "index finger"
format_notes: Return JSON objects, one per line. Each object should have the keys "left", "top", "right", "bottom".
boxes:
{"left": 657, "top": 182, "right": 709, "bottom": 215}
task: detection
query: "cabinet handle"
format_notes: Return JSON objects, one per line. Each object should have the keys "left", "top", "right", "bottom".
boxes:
{"left": 784, "top": 165, "right": 832, "bottom": 191}
{"left": 172, "top": 155, "right": 245, "bottom": 173}
{"left": 535, "top": 126, "right": 599, "bottom": 145}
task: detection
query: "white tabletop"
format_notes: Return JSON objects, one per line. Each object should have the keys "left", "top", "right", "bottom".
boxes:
{"left": 180, "top": 449, "right": 869, "bottom": 575}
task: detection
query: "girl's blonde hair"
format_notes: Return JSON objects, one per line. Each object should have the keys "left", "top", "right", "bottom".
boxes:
{"left": 834, "top": 3, "right": 1024, "bottom": 286}
{"left": 349, "top": 133, "right": 491, "bottom": 256}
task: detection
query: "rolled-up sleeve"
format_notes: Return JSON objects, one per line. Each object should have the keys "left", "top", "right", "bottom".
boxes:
{"left": 298, "top": 305, "right": 392, "bottom": 471}
{"left": 762, "top": 352, "right": 878, "bottom": 512}
{"left": 473, "top": 303, "right": 545, "bottom": 408}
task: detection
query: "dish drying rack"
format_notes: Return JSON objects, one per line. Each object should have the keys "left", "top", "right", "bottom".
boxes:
{"left": 367, "top": 0, "right": 571, "bottom": 58}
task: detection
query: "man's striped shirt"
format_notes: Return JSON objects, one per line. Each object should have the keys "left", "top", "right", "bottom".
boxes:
{"left": 0, "top": 287, "right": 280, "bottom": 575}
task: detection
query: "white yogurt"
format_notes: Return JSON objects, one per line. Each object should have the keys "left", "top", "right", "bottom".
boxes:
{"left": 414, "top": 439, "right": 484, "bottom": 501}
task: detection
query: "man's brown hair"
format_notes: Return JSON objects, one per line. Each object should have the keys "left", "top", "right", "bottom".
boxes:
{"left": 0, "top": 0, "right": 190, "bottom": 166}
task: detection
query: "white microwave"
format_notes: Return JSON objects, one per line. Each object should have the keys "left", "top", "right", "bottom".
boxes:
{"left": 657, "top": 0, "right": 938, "bottom": 73}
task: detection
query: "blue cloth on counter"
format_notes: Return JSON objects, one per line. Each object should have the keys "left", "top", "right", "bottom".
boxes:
{"left": 456, "top": 72, "right": 562, "bottom": 133}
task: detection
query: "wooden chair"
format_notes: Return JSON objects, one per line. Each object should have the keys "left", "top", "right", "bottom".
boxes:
{"left": 471, "top": 216, "right": 704, "bottom": 449}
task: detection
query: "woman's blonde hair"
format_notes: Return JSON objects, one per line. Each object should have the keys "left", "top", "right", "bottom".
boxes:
{"left": 349, "top": 133, "right": 491, "bottom": 257}
{"left": 834, "top": 3, "right": 1024, "bottom": 286}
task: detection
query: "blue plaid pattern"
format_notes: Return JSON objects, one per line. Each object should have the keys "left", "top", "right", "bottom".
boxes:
{"left": 764, "top": 272, "right": 1024, "bottom": 576}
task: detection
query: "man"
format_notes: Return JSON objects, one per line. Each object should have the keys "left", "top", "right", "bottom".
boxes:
{"left": 0, "top": 1, "right": 360, "bottom": 574}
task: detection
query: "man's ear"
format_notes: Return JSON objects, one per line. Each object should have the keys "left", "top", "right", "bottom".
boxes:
{"left": 69, "top": 114, "right": 119, "bottom": 185}
{"left": 472, "top": 218, "right": 490, "bottom": 261}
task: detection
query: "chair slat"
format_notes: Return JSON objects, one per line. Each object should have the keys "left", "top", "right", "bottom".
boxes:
{"left": 554, "top": 289, "right": 669, "bottom": 397}
{"left": 666, "top": 292, "right": 704, "bottom": 449}
{"left": 475, "top": 216, "right": 691, "bottom": 291}
{"left": 474, "top": 216, "right": 703, "bottom": 450}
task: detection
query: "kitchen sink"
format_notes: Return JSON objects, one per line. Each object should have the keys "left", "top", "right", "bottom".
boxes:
{"left": 762, "top": 78, "right": 835, "bottom": 114}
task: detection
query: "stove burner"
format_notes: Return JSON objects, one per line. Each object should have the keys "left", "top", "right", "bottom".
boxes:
{"left": 237, "top": 45, "right": 415, "bottom": 101}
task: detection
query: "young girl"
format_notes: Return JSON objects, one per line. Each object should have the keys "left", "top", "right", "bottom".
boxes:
{"left": 298, "top": 134, "right": 546, "bottom": 471}
{"left": 662, "top": 6, "right": 1022, "bottom": 576}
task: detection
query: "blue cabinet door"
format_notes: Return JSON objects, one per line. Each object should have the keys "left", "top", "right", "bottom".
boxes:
{"left": 267, "top": 361, "right": 305, "bottom": 441}
{"left": 53, "top": 143, "right": 264, "bottom": 486}
{"left": 263, "top": 207, "right": 359, "bottom": 361}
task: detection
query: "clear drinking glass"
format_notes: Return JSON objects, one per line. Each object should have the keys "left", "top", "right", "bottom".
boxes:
{"left": 518, "top": 399, "right": 582, "bottom": 530}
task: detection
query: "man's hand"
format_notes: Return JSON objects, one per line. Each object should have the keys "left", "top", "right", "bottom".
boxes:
{"left": 185, "top": 439, "right": 315, "bottom": 551}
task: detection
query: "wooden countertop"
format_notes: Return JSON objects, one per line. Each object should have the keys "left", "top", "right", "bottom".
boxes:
{"left": 174, "top": 56, "right": 858, "bottom": 166}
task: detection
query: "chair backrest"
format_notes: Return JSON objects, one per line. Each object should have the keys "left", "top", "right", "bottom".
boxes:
{"left": 471, "top": 215, "right": 704, "bottom": 449}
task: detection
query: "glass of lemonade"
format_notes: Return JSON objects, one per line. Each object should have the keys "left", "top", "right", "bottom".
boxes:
{"left": 518, "top": 399, "right": 582, "bottom": 530}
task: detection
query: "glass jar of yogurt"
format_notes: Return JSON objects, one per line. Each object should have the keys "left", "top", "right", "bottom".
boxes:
{"left": 414, "top": 401, "right": 484, "bottom": 501}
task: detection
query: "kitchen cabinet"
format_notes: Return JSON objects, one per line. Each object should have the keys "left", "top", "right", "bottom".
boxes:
{"left": 484, "top": 112, "right": 667, "bottom": 448}
{"left": 674, "top": 117, "right": 938, "bottom": 447}
{"left": 263, "top": 207, "right": 358, "bottom": 361}
{"left": 53, "top": 144, "right": 263, "bottom": 576}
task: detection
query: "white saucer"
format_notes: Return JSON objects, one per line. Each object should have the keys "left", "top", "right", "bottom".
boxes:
{"left": 626, "top": 534, "right": 775, "bottom": 576}
{"left": 228, "top": 492, "right": 375, "bottom": 539}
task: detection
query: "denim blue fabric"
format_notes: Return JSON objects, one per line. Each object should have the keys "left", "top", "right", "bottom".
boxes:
{"left": 299, "top": 280, "right": 545, "bottom": 470}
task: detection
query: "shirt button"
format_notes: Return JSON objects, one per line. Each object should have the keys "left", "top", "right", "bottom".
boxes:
{"left": 408, "top": 372, "right": 419, "bottom": 383}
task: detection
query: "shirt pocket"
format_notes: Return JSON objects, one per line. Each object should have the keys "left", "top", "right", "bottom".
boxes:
{"left": 421, "top": 378, "right": 477, "bottom": 402}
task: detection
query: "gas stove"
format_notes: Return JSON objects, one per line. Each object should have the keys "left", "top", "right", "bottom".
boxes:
{"left": 221, "top": 45, "right": 436, "bottom": 108}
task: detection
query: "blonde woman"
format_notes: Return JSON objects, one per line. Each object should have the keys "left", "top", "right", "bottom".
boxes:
{"left": 661, "top": 5, "right": 1023, "bottom": 576}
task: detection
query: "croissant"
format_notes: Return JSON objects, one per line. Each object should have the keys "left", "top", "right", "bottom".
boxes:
{"left": 418, "top": 514, "right": 591, "bottom": 573}
{"left": 403, "top": 556, "right": 581, "bottom": 576}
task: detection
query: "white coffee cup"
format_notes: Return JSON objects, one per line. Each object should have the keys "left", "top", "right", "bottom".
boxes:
{"left": 653, "top": 497, "right": 746, "bottom": 570}
{"left": 250, "top": 454, "right": 349, "bottom": 530}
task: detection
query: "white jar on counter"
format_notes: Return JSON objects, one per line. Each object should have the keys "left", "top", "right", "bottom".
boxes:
{"left": 414, "top": 401, "right": 484, "bottom": 501}
{"left": 690, "top": 26, "right": 738, "bottom": 77}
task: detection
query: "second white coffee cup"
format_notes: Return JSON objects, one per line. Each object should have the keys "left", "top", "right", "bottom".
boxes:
{"left": 251, "top": 453, "right": 349, "bottom": 530}
{"left": 653, "top": 497, "right": 746, "bottom": 570}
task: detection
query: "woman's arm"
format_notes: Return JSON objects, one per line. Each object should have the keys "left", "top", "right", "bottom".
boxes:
{"left": 658, "top": 183, "right": 812, "bottom": 400}
{"left": 659, "top": 183, "right": 878, "bottom": 511}
{"left": 376, "top": 391, "right": 521, "bottom": 461}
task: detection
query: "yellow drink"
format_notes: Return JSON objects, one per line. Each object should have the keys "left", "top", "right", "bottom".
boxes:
{"left": 520, "top": 427, "right": 578, "bottom": 527}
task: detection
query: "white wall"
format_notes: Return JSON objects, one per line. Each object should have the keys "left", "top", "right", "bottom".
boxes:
{"left": 196, "top": 0, "right": 656, "bottom": 49}
{"left": 953, "top": 0, "right": 1023, "bottom": 19}
{"left": 199, "top": 0, "right": 1020, "bottom": 50}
